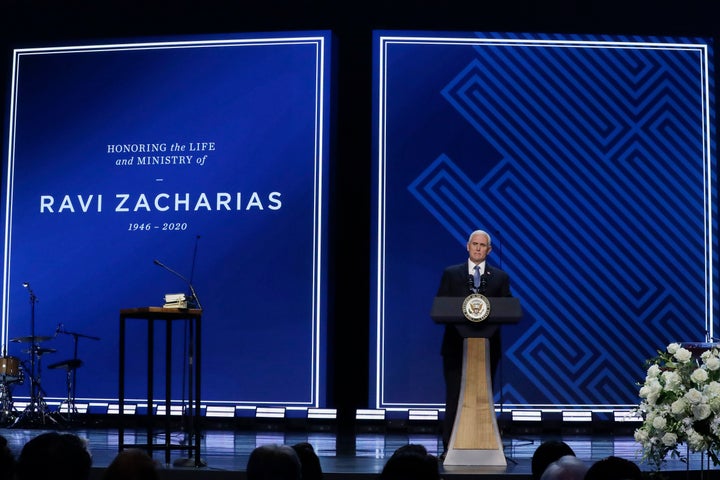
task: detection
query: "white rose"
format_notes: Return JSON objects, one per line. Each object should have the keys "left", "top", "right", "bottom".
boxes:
{"left": 688, "top": 430, "right": 708, "bottom": 451}
{"left": 671, "top": 398, "right": 688, "bottom": 415}
{"left": 668, "top": 343, "right": 680, "bottom": 354}
{"left": 685, "top": 388, "right": 704, "bottom": 404}
{"left": 705, "top": 356, "right": 720, "bottom": 371}
{"left": 634, "top": 428, "right": 649, "bottom": 444}
{"left": 647, "top": 364, "right": 661, "bottom": 377}
{"left": 675, "top": 347, "right": 692, "bottom": 363}
{"left": 662, "top": 371, "right": 682, "bottom": 391}
{"left": 692, "top": 403, "right": 712, "bottom": 421}
{"left": 704, "top": 381, "right": 720, "bottom": 395}
{"left": 691, "top": 368, "right": 709, "bottom": 384}
{"left": 639, "top": 384, "right": 653, "bottom": 399}
{"left": 641, "top": 378, "right": 663, "bottom": 404}
{"left": 661, "top": 432, "right": 678, "bottom": 447}
{"left": 652, "top": 415, "right": 667, "bottom": 430}
{"left": 704, "top": 382, "right": 720, "bottom": 408}
{"left": 712, "top": 417, "right": 720, "bottom": 437}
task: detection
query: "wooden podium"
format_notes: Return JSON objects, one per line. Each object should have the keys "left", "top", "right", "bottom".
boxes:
{"left": 431, "top": 297, "right": 522, "bottom": 466}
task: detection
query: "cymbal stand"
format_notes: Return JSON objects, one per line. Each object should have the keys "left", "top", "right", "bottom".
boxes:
{"left": 55, "top": 326, "right": 99, "bottom": 422}
{"left": 11, "top": 283, "right": 56, "bottom": 427}
{"left": 58, "top": 362, "right": 77, "bottom": 421}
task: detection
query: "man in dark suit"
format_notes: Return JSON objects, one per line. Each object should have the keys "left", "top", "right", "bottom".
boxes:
{"left": 435, "top": 229, "right": 512, "bottom": 456}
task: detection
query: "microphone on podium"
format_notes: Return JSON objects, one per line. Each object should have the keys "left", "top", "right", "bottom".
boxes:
{"left": 153, "top": 259, "right": 203, "bottom": 310}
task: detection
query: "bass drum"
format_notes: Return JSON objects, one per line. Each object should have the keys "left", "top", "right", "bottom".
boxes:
{"left": 0, "top": 356, "right": 22, "bottom": 383}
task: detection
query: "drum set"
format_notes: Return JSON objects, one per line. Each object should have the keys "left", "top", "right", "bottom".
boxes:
{"left": 0, "top": 353, "right": 24, "bottom": 419}
{"left": 0, "top": 283, "right": 99, "bottom": 427}
{"left": 0, "top": 335, "right": 66, "bottom": 426}
{"left": 0, "top": 329, "right": 99, "bottom": 427}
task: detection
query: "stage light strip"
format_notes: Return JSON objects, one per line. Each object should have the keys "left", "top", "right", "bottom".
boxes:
{"left": 562, "top": 410, "right": 592, "bottom": 422}
{"left": 408, "top": 409, "right": 438, "bottom": 421}
{"left": 156, "top": 405, "right": 185, "bottom": 415}
{"left": 206, "top": 406, "right": 236, "bottom": 418}
{"left": 107, "top": 404, "right": 137, "bottom": 415}
{"left": 255, "top": 407, "right": 285, "bottom": 419}
{"left": 57, "top": 404, "right": 89, "bottom": 414}
{"left": 308, "top": 408, "right": 337, "bottom": 419}
{"left": 512, "top": 410, "right": 542, "bottom": 422}
{"left": 356, "top": 409, "right": 385, "bottom": 420}
{"left": 613, "top": 410, "right": 643, "bottom": 422}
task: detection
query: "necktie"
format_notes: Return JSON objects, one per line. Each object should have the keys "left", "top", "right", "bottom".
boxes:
{"left": 473, "top": 265, "right": 481, "bottom": 290}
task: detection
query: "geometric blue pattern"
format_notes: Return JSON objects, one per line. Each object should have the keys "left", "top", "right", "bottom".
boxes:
{"left": 383, "top": 32, "right": 718, "bottom": 408}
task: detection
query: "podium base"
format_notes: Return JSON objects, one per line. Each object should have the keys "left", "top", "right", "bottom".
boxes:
{"left": 445, "top": 338, "right": 507, "bottom": 466}
{"left": 443, "top": 447, "right": 506, "bottom": 466}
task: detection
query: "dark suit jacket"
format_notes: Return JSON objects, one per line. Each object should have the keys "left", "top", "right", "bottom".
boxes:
{"left": 435, "top": 262, "right": 511, "bottom": 358}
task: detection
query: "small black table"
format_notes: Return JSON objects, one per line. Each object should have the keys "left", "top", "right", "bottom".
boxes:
{"left": 118, "top": 307, "right": 202, "bottom": 466}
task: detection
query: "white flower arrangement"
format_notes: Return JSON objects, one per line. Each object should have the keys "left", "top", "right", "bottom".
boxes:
{"left": 635, "top": 342, "right": 720, "bottom": 469}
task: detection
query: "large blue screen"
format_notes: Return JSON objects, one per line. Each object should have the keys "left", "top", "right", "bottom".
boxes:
{"left": 371, "top": 31, "right": 717, "bottom": 412}
{"left": 2, "top": 32, "right": 332, "bottom": 411}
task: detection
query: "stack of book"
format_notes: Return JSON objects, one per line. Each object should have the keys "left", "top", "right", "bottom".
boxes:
{"left": 163, "top": 293, "right": 188, "bottom": 309}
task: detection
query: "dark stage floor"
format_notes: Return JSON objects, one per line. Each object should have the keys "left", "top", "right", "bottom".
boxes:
{"left": 0, "top": 419, "right": 716, "bottom": 480}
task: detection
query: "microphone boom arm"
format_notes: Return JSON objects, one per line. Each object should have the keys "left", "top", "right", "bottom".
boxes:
{"left": 153, "top": 259, "right": 203, "bottom": 310}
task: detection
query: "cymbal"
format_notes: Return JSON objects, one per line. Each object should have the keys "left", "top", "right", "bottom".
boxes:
{"left": 10, "top": 335, "right": 52, "bottom": 343}
{"left": 22, "top": 348, "right": 56, "bottom": 355}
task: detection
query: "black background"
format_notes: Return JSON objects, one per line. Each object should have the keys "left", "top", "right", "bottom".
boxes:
{"left": 0, "top": 0, "right": 717, "bottom": 430}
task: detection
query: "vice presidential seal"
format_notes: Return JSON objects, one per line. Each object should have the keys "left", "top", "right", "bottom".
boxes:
{"left": 462, "top": 294, "right": 491, "bottom": 322}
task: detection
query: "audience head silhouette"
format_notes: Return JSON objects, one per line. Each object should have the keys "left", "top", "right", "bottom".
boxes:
{"left": 0, "top": 434, "right": 15, "bottom": 480}
{"left": 531, "top": 440, "right": 576, "bottom": 480}
{"left": 379, "top": 444, "right": 440, "bottom": 480}
{"left": 584, "top": 455, "right": 643, "bottom": 480}
{"left": 539, "top": 454, "right": 587, "bottom": 480}
{"left": 17, "top": 432, "right": 92, "bottom": 480}
{"left": 246, "top": 444, "right": 301, "bottom": 480}
{"left": 102, "top": 448, "right": 160, "bottom": 480}
{"left": 291, "top": 442, "right": 323, "bottom": 480}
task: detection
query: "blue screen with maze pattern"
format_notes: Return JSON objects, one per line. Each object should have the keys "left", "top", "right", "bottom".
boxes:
{"left": 370, "top": 31, "right": 717, "bottom": 411}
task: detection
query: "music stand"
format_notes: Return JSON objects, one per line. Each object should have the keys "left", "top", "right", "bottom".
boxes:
{"left": 48, "top": 326, "right": 100, "bottom": 422}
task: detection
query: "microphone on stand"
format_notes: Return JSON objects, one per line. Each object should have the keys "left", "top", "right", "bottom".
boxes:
{"left": 479, "top": 273, "right": 487, "bottom": 294}
{"left": 153, "top": 259, "right": 203, "bottom": 310}
{"left": 467, "top": 274, "right": 476, "bottom": 294}
{"left": 55, "top": 323, "right": 63, "bottom": 336}
{"left": 156, "top": 253, "right": 205, "bottom": 467}
{"left": 22, "top": 282, "right": 37, "bottom": 302}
